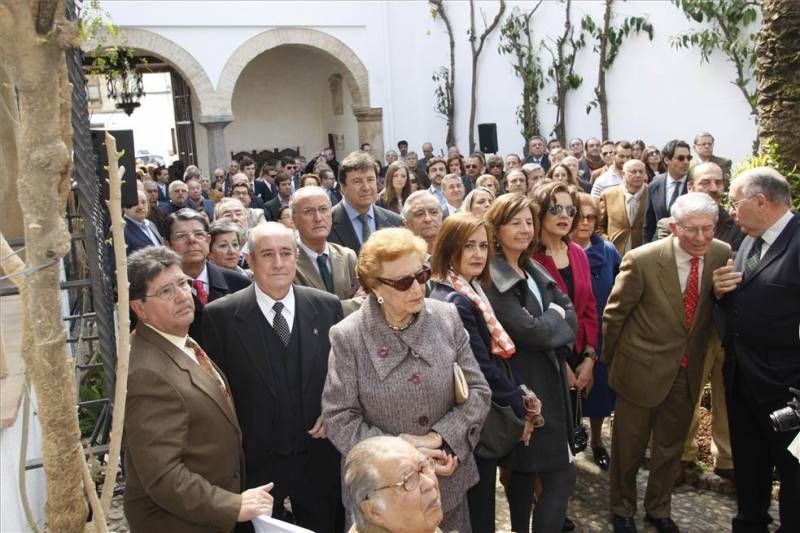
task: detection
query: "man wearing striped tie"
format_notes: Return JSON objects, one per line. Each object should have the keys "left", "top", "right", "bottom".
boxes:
{"left": 712, "top": 167, "right": 800, "bottom": 533}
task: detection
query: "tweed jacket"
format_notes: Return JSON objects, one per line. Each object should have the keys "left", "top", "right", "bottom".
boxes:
{"left": 123, "top": 323, "right": 243, "bottom": 533}
{"left": 294, "top": 239, "right": 364, "bottom": 315}
{"left": 597, "top": 184, "right": 649, "bottom": 255}
{"left": 483, "top": 257, "right": 578, "bottom": 472}
{"left": 322, "top": 295, "right": 491, "bottom": 514}
{"left": 602, "top": 236, "right": 731, "bottom": 408}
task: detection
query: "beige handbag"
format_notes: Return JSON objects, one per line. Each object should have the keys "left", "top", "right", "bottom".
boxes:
{"left": 454, "top": 363, "right": 469, "bottom": 404}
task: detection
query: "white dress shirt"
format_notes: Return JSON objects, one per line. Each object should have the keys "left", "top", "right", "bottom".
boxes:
{"left": 672, "top": 236, "right": 705, "bottom": 293}
{"left": 148, "top": 325, "right": 226, "bottom": 387}
{"left": 298, "top": 239, "right": 332, "bottom": 276}
{"left": 753, "top": 209, "right": 793, "bottom": 260}
{"left": 255, "top": 283, "right": 295, "bottom": 334}
{"left": 665, "top": 174, "right": 687, "bottom": 211}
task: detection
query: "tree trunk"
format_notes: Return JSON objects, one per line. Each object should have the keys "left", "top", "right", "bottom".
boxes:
{"left": 756, "top": 0, "right": 800, "bottom": 172}
{"left": 597, "top": 0, "right": 612, "bottom": 141}
{"left": 468, "top": 0, "right": 505, "bottom": 154}
{"left": 0, "top": 1, "right": 88, "bottom": 531}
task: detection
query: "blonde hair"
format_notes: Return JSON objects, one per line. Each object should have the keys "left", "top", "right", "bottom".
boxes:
{"left": 357, "top": 228, "right": 428, "bottom": 292}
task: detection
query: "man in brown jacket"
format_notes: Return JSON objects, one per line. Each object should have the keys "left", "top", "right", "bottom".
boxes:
{"left": 597, "top": 159, "right": 649, "bottom": 256}
{"left": 124, "top": 246, "right": 273, "bottom": 532}
{"left": 602, "top": 193, "right": 731, "bottom": 533}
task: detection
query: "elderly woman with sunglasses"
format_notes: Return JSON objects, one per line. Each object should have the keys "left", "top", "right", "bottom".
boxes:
{"left": 322, "top": 228, "right": 491, "bottom": 532}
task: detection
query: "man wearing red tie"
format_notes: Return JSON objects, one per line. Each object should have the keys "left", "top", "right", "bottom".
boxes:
{"left": 602, "top": 192, "right": 731, "bottom": 533}
{"left": 165, "top": 209, "right": 250, "bottom": 348}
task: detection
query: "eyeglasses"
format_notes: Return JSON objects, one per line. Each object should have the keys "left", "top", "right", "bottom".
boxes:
{"left": 214, "top": 241, "right": 240, "bottom": 251}
{"left": 678, "top": 224, "right": 716, "bottom": 237}
{"left": 465, "top": 164, "right": 480, "bottom": 169}
{"left": 547, "top": 204, "right": 578, "bottom": 217}
{"left": 300, "top": 206, "right": 331, "bottom": 217}
{"left": 728, "top": 194, "right": 757, "bottom": 209}
{"left": 143, "top": 277, "right": 193, "bottom": 301}
{"left": 377, "top": 266, "right": 432, "bottom": 291}
{"left": 646, "top": 150, "right": 660, "bottom": 157}
{"left": 579, "top": 213, "right": 597, "bottom": 223}
{"left": 369, "top": 458, "right": 436, "bottom": 495}
{"left": 172, "top": 230, "right": 208, "bottom": 241}
{"left": 671, "top": 155, "right": 693, "bottom": 162}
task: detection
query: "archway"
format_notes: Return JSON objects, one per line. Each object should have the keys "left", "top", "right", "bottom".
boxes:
{"left": 218, "top": 28, "right": 383, "bottom": 165}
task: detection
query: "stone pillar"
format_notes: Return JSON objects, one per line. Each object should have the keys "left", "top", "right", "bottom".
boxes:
{"left": 353, "top": 106, "right": 384, "bottom": 161}
{"left": 199, "top": 115, "right": 233, "bottom": 174}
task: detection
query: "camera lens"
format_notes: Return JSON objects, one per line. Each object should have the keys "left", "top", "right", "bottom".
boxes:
{"left": 769, "top": 405, "right": 800, "bottom": 432}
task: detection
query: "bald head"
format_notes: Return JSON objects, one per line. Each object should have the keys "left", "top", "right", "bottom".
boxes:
{"left": 689, "top": 162, "right": 725, "bottom": 202}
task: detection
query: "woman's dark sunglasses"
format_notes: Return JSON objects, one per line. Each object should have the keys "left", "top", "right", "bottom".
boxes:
{"left": 547, "top": 204, "right": 578, "bottom": 217}
{"left": 377, "top": 267, "right": 432, "bottom": 291}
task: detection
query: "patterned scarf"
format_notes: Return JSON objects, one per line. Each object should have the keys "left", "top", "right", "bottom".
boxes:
{"left": 448, "top": 270, "right": 516, "bottom": 358}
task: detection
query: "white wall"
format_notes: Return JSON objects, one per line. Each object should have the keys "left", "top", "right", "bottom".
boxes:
{"left": 100, "top": 0, "right": 758, "bottom": 171}
{"left": 224, "top": 45, "right": 358, "bottom": 163}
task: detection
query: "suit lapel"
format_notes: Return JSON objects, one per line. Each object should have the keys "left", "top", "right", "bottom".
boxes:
{"left": 742, "top": 214, "right": 799, "bottom": 286}
{"left": 653, "top": 178, "right": 667, "bottom": 218}
{"left": 634, "top": 189, "right": 648, "bottom": 228}
{"left": 206, "top": 263, "right": 230, "bottom": 302}
{"left": 656, "top": 238, "right": 688, "bottom": 329}
{"left": 294, "top": 288, "right": 321, "bottom": 402}
{"left": 234, "top": 286, "right": 278, "bottom": 398}
{"left": 329, "top": 245, "right": 348, "bottom": 295}
{"left": 296, "top": 245, "right": 326, "bottom": 291}
{"left": 332, "top": 204, "right": 360, "bottom": 252}
{"left": 138, "top": 324, "right": 240, "bottom": 431}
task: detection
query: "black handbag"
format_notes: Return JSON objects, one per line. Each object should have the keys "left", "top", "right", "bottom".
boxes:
{"left": 571, "top": 388, "right": 589, "bottom": 454}
{"left": 475, "top": 359, "right": 526, "bottom": 459}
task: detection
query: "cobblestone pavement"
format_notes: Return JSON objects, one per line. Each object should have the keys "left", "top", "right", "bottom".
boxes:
{"left": 494, "top": 449, "right": 781, "bottom": 533}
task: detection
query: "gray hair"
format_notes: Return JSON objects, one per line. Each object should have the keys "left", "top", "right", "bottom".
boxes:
{"left": 289, "top": 185, "right": 331, "bottom": 212}
{"left": 246, "top": 221, "right": 298, "bottom": 256}
{"left": 127, "top": 246, "right": 182, "bottom": 301}
{"left": 209, "top": 219, "right": 245, "bottom": 246}
{"left": 731, "top": 166, "right": 791, "bottom": 207}
{"left": 168, "top": 180, "right": 188, "bottom": 193}
{"left": 401, "top": 190, "right": 442, "bottom": 220}
{"left": 670, "top": 191, "right": 719, "bottom": 223}
{"left": 345, "top": 436, "right": 417, "bottom": 530}
{"left": 183, "top": 165, "right": 201, "bottom": 181}
{"left": 623, "top": 158, "right": 646, "bottom": 172}
{"left": 463, "top": 186, "right": 495, "bottom": 212}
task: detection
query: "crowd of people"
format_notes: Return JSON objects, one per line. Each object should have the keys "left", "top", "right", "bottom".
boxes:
{"left": 121, "top": 133, "right": 799, "bottom": 533}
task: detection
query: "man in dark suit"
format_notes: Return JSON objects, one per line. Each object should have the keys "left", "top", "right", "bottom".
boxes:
{"left": 124, "top": 246, "right": 272, "bottom": 532}
{"left": 643, "top": 139, "right": 692, "bottom": 242}
{"left": 604, "top": 192, "right": 731, "bottom": 533}
{"left": 165, "top": 209, "right": 250, "bottom": 348}
{"left": 690, "top": 132, "right": 732, "bottom": 180}
{"left": 187, "top": 177, "right": 215, "bottom": 221}
{"left": 263, "top": 172, "right": 293, "bottom": 221}
{"left": 124, "top": 190, "right": 162, "bottom": 255}
{"left": 143, "top": 179, "right": 169, "bottom": 238}
{"left": 240, "top": 156, "right": 270, "bottom": 204}
{"left": 204, "top": 222, "right": 344, "bottom": 533}
{"left": 159, "top": 180, "right": 191, "bottom": 216}
{"left": 329, "top": 151, "right": 402, "bottom": 255}
{"left": 523, "top": 135, "right": 551, "bottom": 171}
{"left": 154, "top": 165, "right": 170, "bottom": 203}
{"left": 713, "top": 167, "right": 799, "bottom": 533}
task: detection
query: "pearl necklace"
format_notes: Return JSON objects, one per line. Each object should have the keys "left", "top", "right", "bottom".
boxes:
{"left": 387, "top": 314, "right": 417, "bottom": 332}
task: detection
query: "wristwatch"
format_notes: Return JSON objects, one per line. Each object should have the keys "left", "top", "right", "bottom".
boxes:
{"left": 583, "top": 350, "right": 598, "bottom": 362}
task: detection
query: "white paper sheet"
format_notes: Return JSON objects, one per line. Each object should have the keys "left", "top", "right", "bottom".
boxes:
{"left": 252, "top": 515, "right": 315, "bottom": 533}
{"left": 789, "top": 431, "right": 800, "bottom": 461}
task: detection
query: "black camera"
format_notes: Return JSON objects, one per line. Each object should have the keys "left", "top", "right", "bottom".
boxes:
{"left": 770, "top": 387, "right": 800, "bottom": 432}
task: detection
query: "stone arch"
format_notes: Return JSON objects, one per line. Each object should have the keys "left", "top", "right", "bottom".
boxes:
{"left": 109, "top": 28, "right": 221, "bottom": 118}
{"left": 217, "top": 28, "right": 370, "bottom": 113}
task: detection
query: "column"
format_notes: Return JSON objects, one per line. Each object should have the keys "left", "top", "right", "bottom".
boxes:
{"left": 352, "top": 106, "right": 384, "bottom": 161}
{"left": 199, "top": 115, "right": 233, "bottom": 174}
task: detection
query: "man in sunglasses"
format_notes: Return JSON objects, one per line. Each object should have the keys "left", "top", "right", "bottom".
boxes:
{"left": 165, "top": 209, "right": 251, "bottom": 348}
{"left": 604, "top": 192, "right": 731, "bottom": 533}
{"left": 124, "top": 246, "right": 274, "bottom": 532}
{"left": 345, "top": 436, "right": 444, "bottom": 533}
{"left": 643, "top": 139, "right": 692, "bottom": 242}
{"left": 203, "top": 222, "right": 344, "bottom": 532}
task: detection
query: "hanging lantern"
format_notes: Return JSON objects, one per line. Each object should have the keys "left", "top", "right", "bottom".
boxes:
{"left": 104, "top": 47, "right": 144, "bottom": 116}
